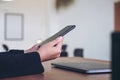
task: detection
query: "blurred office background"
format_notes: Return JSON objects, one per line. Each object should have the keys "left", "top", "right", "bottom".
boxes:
{"left": 0, "top": 0, "right": 116, "bottom": 60}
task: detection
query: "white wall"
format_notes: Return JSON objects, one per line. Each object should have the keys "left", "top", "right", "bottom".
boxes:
{"left": 0, "top": 0, "right": 49, "bottom": 51}
{"left": 0, "top": 0, "right": 114, "bottom": 60}
{"left": 48, "top": 0, "right": 114, "bottom": 60}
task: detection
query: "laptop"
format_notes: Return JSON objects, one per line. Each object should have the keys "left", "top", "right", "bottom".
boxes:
{"left": 51, "top": 62, "right": 112, "bottom": 74}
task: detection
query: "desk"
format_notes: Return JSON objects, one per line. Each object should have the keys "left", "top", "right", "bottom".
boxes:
{"left": 1, "top": 57, "right": 111, "bottom": 80}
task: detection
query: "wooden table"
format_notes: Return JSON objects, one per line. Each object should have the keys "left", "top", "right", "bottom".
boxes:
{"left": 1, "top": 57, "right": 111, "bottom": 80}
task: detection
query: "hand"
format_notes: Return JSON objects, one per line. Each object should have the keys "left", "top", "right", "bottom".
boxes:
{"left": 24, "top": 44, "right": 40, "bottom": 53}
{"left": 37, "top": 36, "right": 63, "bottom": 62}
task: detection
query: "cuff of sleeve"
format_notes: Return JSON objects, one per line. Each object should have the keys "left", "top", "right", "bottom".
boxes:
{"left": 16, "top": 52, "right": 44, "bottom": 75}
{"left": 9, "top": 50, "right": 24, "bottom": 54}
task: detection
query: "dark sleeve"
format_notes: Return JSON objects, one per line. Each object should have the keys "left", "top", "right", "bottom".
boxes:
{"left": 0, "top": 51, "right": 44, "bottom": 78}
{"left": 0, "top": 50, "right": 24, "bottom": 55}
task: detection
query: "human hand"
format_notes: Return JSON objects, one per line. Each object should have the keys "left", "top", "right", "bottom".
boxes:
{"left": 37, "top": 36, "right": 63, "bottom": 62}
{"left": 24, "top": 44, "right": 40, "bottom": 53}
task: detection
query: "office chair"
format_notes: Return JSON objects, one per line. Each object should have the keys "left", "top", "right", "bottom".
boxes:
{"left": 74, "top": 48, "right": 83, "bottom": 57}
{"left": 60, "top": 44, "right": 68, "bottom": 57}
{"left": 2, "top": 44, "right": 9, "bottom": 52}
{"left": 112, "top": 32, "right": 120, "bottom": 80}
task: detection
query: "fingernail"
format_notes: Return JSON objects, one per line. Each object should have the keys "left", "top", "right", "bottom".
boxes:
{"left": 58, "top": 36, "right": 63, "bottom": 41}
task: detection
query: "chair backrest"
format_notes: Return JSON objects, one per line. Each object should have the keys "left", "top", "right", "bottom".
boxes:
{"left": 2, "top": 44, "right": 9, "bottom": 51}
{"left": 60, "top": 44, "right": 68, "bottom": 57}
{"left": 112, "top": 32, "right": 120, "bottom": 80}
{"left": 74, "top": 48, "right": 83, "bottom": 57}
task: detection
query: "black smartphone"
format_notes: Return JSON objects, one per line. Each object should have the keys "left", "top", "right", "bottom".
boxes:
{"left": 39, "top": 25, "right": 76, "bottom": 47}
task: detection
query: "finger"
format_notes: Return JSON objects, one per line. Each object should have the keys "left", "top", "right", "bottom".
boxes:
{"left": 55, "top": 37, "right": 63, "bottom": 49}
{"left": 49, "top": 36, "right": 63, "bottom": 46}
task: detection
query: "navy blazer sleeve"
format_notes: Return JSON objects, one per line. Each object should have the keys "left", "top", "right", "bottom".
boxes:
{"left": 0, "top": 50, "right": 44, "bottom": 78}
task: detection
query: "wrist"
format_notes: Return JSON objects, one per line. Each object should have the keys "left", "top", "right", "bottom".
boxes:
{"left": 37, "top": 51, "right": 44, "bottom": 62}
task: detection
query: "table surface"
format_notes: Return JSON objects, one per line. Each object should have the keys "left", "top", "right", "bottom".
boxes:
{"left": 1, "top": 57, "right": 111, "bottom": 80}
